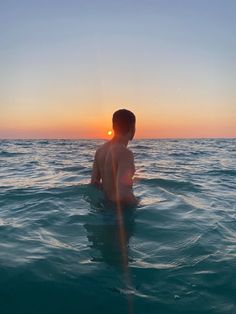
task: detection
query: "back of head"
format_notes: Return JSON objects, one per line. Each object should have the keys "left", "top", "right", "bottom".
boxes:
{"left": 112, "top": 109, "right": 136, "bottom": 135}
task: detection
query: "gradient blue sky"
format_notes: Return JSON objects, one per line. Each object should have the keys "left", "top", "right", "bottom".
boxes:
{"left": 1, "top": 0, "right": 235, "bottom": 138}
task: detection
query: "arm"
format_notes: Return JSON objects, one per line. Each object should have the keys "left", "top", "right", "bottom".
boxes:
{"left": 91, "top": 150, "right": 101, "bottom": 188}
{"left": 116, "top": 150, "right": 138, "bottom": 205}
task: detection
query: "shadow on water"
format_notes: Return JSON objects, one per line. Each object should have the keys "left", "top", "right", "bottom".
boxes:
{"left": 84, "top": 186, "right": 136, "bottom": 269}
{"left": 85, "top": 186, "right": 137, "bottom": 314}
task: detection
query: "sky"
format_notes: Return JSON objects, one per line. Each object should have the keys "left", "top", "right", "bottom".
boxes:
{"left": 0, "top": 0, "right": 235, "bottom": 139}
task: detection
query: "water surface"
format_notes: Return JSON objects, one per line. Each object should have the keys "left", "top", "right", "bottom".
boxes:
{"left": 0, "top": 139, "right": 235, "bottom": 314}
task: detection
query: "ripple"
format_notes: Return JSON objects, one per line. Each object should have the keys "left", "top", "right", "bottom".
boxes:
{"left": 131, "top": 260, "right": 179, "bottom": 270}
{"left": 60, "top": 165, "right": 86, "bottom": 172}
{"left": 0, "top": 151, "right": 26, "bottom": 157}
{"left": 206, "top": 169, "right": 236, "bottom": 177}
{"left": 138, "top": 177, "right": 201, "bottom": 192}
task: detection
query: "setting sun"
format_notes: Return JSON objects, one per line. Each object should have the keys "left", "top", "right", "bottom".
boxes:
{"left": 107, "top": 130, "right": 112, "bottom": 136}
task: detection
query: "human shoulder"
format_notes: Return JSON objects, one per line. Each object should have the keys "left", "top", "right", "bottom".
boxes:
{"left": 119, "top": 145, "right": 133, "bottom": 156}
{"left": 117, "top": 145, "right": 134, "bottom": 162}
{"left": 95, "top": 141, "right": 109, "bottom": 157}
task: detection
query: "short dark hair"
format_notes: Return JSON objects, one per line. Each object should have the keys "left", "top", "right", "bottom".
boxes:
{"left": 112, "top": 109, "right": 136, "bottom": 135}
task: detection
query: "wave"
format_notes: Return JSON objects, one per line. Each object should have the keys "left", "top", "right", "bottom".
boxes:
{"left": 0, "top": 151, "right": 26, "bottom": 157}
{"left": 0, "top": 184, "right": 101, "bottom": 203}
{"left": 206, "top": 169, "right": 236, "bottom": 177}
{"left": 138, "top": 177, "right": 200, "bottom": 192}
{"left": 131, "top": 144, "right": 152, "bottom": 150}
{"left": 60, "top": 165, "right": 86, "bottom": 172}
{"left": 168, "top": 151, "right": 207, "bottom": 157}
{"left": 37, "top": 140, "right": 49, "bottom": 144}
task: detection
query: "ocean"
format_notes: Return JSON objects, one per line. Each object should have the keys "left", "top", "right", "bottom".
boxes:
{"left": 0, "top": 139, "right": 235, "bottom": 314}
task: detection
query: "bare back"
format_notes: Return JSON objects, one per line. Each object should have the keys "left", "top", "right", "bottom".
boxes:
{"left": 91, "top": 141, "right": 137, "bottom": 204}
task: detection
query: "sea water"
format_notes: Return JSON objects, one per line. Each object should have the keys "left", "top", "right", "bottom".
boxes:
{"left": 0, "top": 139, "right": 235, "bottom": 314}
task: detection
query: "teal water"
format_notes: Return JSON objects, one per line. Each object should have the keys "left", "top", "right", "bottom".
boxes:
{"left": 0, "top": 139, "right": 235, "bottom": 314}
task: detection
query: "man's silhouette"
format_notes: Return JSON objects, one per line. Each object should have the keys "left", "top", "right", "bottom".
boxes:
{"left": 91, "top": 109, "right": 137, "bottom": 205}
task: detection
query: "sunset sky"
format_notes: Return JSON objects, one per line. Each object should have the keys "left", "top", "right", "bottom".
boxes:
{"left": 0, "top": 0, "right": 235, "bottom": 139}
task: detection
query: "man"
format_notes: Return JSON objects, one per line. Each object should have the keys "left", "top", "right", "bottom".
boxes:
{"left": 91, "top": 109, "right": 138, "bottom": 205}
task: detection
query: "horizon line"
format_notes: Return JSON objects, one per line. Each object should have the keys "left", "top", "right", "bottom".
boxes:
{"left": 0, "top": 136, "right": 235, "bottom": 140}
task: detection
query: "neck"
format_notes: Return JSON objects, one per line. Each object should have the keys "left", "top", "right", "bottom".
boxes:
{"left": 111, "top": 134, "right": 129, "bottom": 147}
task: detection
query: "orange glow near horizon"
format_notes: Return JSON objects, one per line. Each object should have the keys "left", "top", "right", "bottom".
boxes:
{"left": 1, "top": 104, "right": 235, "bottom": 139}
{"left": 1, "top": 124, "right": 235, "bottom": 139}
